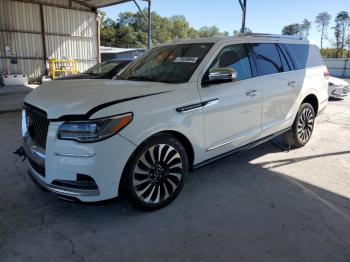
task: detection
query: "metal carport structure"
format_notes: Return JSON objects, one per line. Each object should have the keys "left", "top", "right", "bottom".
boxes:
{"left": 0, "top": 0, "right": 151, "bottom": 83}
{"left": 0, "top": 0, "right": 247, "bottom": 83}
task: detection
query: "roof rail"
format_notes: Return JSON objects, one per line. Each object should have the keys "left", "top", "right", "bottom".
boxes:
{"left": 241, "top": 33, "right": 306, "bottom": 40}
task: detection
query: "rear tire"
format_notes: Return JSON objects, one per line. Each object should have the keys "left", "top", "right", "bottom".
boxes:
{"left": 283, "top": 103, "right": 315, "bottom": 148}
{"left": 123, "top": 133, "right": 188, "bottom": 211}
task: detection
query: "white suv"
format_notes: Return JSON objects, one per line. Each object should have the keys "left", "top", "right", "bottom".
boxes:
{"left": 22, "top": 34, "right": 329, "bottom": 210}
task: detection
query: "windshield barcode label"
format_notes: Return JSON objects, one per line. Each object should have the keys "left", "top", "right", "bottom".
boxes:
{"left": 174, "top": 57, "right": 198, "bottom": 63}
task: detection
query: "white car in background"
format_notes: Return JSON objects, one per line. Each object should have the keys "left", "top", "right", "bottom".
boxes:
{"left": 328, "top": 76, "right": 350, "bottom": 98}
{"left": 21, "top": 34, "right": 328, "bottom": 210}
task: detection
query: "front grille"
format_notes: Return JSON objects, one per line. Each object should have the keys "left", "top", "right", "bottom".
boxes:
{"left": 24, "top": 104, "right": 49, "bottom": 149}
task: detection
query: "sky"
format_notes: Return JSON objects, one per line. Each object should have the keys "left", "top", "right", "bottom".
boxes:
{"left": 101, "top": 0, "right": 350, "bottom": 48}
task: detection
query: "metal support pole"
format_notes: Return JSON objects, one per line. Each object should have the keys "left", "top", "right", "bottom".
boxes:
{"left": 96, "top": 13, "right": 101, "bottom": 63}
{"left": 147, "top": 0, "right": 152, "bottom": 49}
{"left": 238, "top": 0, "right": 247, "bottom": 33}
{"left": 133, "top": 0, "right": 148, "bottom": 21}
{"left": 133, "top": 0, "right": 152, "bottom": 49}
{"left": 39, "top": 4, "right": 48, "bottom": 75}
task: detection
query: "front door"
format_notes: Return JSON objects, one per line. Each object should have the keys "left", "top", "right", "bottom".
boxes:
{"left": 199, "top": 44, "right": 263, "bottom": 152}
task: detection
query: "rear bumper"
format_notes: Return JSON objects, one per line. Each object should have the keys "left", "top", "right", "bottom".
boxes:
{"left": 329, "top": 85, "right": 349, "bottom": 98}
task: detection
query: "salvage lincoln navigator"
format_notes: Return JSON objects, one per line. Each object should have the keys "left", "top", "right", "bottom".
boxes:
{"left": 22, "top": 34, "right": 328, "bottom": 210}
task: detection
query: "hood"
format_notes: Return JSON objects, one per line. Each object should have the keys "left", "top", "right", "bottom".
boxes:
{"left": 24, "top": 79, "right": 174, "bottom": 119}
{"left": 57, "top": 73, "right": 105, "bottom": 80}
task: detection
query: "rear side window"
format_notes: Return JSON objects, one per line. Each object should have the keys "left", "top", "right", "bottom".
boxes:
{"left": 251, "top": 43, "right": 284, "bottom": 76}
{"left": 284, "top": 44, "right": 324, "bottom": 69}
{"left": 276, "top": 44, "right": 292, "bottom": 72}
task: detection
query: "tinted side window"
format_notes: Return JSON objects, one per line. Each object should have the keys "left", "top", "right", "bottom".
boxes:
{"left": 252, "top": 43, "right": 283, "bottom": 76}
{"left": 204, "top": 44, "right": 252, "bottom": 81}
{"left": 276, "top": 44, "right": 292, "bottom": 71}
{"left": 285, "top": 44, "right": 324, "bottom": 69}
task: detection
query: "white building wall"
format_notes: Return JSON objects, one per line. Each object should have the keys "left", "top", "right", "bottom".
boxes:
{"left": 323, "top": 58, "right": 350, "bottom": 78}
{"left": 0, "top": 0, "right": 98, "bottom": 83}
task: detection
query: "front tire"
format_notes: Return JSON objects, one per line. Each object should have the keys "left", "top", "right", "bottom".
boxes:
{"left": 123, "top": 133, "right": 188, "bottom": 211}
{"left": 283, "top": 103, "right": 315, "bottom": 148}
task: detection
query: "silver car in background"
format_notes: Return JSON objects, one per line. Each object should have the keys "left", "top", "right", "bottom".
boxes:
{"left": 328, "top": 76, "right": 350, "bottom": 99}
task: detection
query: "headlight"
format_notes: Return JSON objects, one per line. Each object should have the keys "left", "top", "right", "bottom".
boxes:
{"left": 57, "top": 113, "right": 133, "bottom": 142}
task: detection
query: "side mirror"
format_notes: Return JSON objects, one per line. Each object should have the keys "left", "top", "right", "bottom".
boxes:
{"left": 203, "top": 68, "right": 237, "bottom": 86}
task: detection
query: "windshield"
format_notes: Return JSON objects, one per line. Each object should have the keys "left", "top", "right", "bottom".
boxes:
{"left": 118, "top": 43, "right": 214, "bottom": 83}
{"left": 84, "top": 60, "right": 127, "bottom": 77}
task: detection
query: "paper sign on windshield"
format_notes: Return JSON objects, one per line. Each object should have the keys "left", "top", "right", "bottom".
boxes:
{"left": 174, "top": 57, "right": 198, "bottom": 63}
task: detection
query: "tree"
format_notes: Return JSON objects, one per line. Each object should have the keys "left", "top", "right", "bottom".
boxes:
{"left": 301, "top": 19, "right": 312, "bottom": 38}
{"left": 334, "top": 11, "right": 350, "bottom": 57}
{"left": 170, "top": 15, "right": 190, "bottom": 39}
{"left": 315, "top": 11, "right": 331, "bottom": 49}
{"left": 282, "top": 23, "right": 302, "bottom": 35}
{"left": 198, "top": 26, "right": 228, "bottom": 38}
{"left": 99, "top": 10, "right": 228, "bottom": 48}
{"left": 233, "top": 27, "right": 252, "bottom": 36}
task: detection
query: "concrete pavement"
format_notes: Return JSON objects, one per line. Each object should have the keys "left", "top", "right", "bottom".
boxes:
{"left": 0, "top": 95, "right": 350, "bottom": 261}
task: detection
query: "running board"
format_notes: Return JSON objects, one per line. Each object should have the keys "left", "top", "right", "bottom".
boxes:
{"left": 192, "top": 128, "right": 291, "bottom": 170}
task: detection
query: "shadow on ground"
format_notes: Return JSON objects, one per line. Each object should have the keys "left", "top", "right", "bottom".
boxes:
{"left": 1, "top": 112, "right": 350, "bottom": 261}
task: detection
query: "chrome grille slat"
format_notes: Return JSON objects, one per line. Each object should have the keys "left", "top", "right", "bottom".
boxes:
{"left": 24, "top": 104, "right": 49, "bottom": 149}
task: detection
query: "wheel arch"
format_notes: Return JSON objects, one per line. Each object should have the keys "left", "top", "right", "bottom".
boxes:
{"left": 301, "top": 94, "right": 319, "bottom": 116}
{"left": 118, "top": 129, "right": 195, "bottom": 196}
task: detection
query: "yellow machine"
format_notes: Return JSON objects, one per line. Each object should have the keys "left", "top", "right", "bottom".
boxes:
{"left": 48, "top": 59, "right": 78, "bottom": 79}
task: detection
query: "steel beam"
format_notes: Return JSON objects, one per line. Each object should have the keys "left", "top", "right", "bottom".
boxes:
{"left": 12, "top": 0, "right": 94, "bottom": 12}
{"left": 147, "top": 0, "right": 151, "bottom": 49}
{"left": 39, "top": 4, "right": 48, "bottom": 75}
{"left": 133, "top": 0, "right": 148, "bottom": 21}
{"left": 238, "top": 0, "right": 247, "bottom": 33}
{"left": 132, "top": 0, "right": 152, "bottom": 49}
{"left": 0, "top": 29, "right": 97, "bottom": 39}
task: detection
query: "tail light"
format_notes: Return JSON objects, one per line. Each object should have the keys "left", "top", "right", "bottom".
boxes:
{"left": 324, "top": 69, "right": 330, "bottom": 80}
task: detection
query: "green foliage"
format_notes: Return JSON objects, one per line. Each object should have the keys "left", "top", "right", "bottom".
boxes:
{"left": 315, "top": 11, "right": 331, "bottom": 32}
{"left": 233, "top": 27, "right": 252, "bottom": 36}
{"left": 320, "top": 48, "right": 349, "bottom": 58}
{"left": 334, "top": 11, "right": 350, "bottom": 57}
{"left": 315, "top": 11, "right": 331, "bottom": 49}
{"left": 281, "top": 10, "right": 350, "bottom": 58}
{"left": 282, "top": 19, "right": 311, "bottom": 37}
{"left": 301, "top": 19, "right": 312, "bottom": 38}
{"left": 282, "top": 23, "right": 303, "bottom": 35}
{"left": 98, "top": 10, "right": 229, "bottom": 48}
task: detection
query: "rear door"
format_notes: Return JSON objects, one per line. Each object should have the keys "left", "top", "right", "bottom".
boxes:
{"left": 251, "top": 43, "right": 301, "bottom": 131}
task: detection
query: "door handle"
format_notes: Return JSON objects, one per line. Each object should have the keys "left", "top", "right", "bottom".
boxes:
{"left": 246, "top": 89, "right": 257, "bottom": 97}
{"left": 288, "top": 81, "right": 297, "bottom": 87}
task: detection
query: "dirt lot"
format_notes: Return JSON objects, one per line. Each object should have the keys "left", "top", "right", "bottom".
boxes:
{"left": 0, "top": 95, "right": 350, "bottom": 261}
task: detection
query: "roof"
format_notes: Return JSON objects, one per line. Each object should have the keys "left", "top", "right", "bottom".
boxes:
{"left": 157, "top": 34, "right": 309, "bottom": 46}
{"left": 75, "top": 0, "right": 132, "bottom": 9}
{"left": 100, "top": 46, "right": 145, "bottom": 54}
